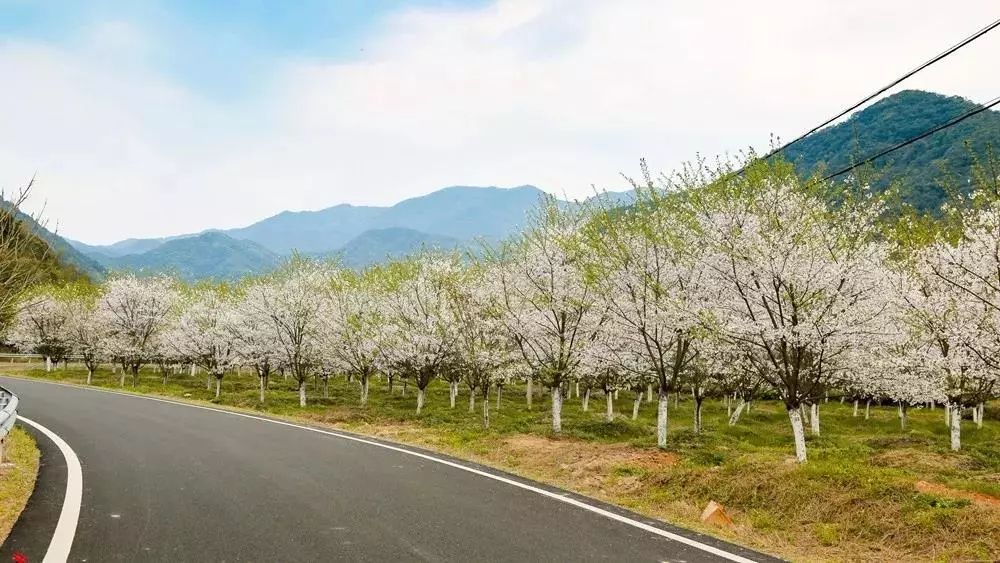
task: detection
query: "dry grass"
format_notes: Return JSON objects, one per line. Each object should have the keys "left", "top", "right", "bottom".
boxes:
{"left": 0, "top": 426, "right": 40, "bottom": 543}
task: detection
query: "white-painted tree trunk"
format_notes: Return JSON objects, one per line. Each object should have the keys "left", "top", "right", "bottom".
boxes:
{"left": 632, "top": 391, "right": 641, "bottom": 420}
{"left": 656, "top": 391, "right": 668, "bottom": 449}
{"left": 810, "top": 403, "right": 820, "bottom": 436}
{"left": 449, "top": 381, "right": 457, "bottom": 408}
{"left": 215, "top": 377, "right": 221, "bottom": 400}
{"left": 900, "top": 404, "right": 908, "bottom": 430}
{"left": 976, "top": 402, "right": 984, "bottom": 429}
{"left": 206, "top": 374, "right": 212, "bottom": 390}
{"left": 298, "top": 381, "right": 307, "bottom": 407}
{"left": 605, "top": 391, "right": 614, "bottom": 422}
{"left": 726, "top": 396, "right": 732, "bottom": 418}
{"left": 788, "top": 408, "right": 807, "bottom": 463}
{"left": 469, "top": 391, "right": 476, "bottom": 412}
{"left": 526, "top": 378, "right": 533, "bottom": 410}
{"left": 646, "top": 384, "right": 653, "bottom": 402}
{"left": 361, "top": 378, "right": 370, "bottom": 406}
{"left": 729, "top": 399, "right": 745, "bottom": 425}
{"left": 864, "top": 400, "right": 871, "bottom": 420}
{"left": 551, "top": 386, "right": 562, "bottom": 433}
{"left": 574, "top": 382, "right": 579, "bottom": 399}
{"left": 949, "top": 402, "right": 962, "bottom": 451}
{"left": 945, "top": 403, "right": 951, "bottom": 426}
{"left": 416, "top": 388, "right": 426, "bottom": 413}
{"left": 582, "top": 388, "right": 590, "bottom": 411}
{"left": 693, "top": 399, "right": 703, "bottom": 434}
{"left": 86, "top": 367, "right": 93, "bottom": 385}
{"left": 259, "top": 376, "right": 266, "bottom": 403}
{"left": 45, "top": 356, "right": 52, "bottom": 372}
{"left": 614, "top": 389, "right": 619, "bottom": 400}
{"left": 482, "top": 388, "right": 490, "bottom": 428}
{"left": 853, "top": 400, "right": 859, "bottom": 417}
{"left": 190, "top": 364, "right": 196, "bottom": 377}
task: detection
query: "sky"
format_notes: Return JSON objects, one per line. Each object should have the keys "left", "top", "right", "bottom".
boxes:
{"left": 0, "top": 0, "right": 998, "bottom": 244}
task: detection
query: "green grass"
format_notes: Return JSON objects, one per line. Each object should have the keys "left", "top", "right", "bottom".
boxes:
{"left": 6, "top": 363, "right": 999, "bottom": 561}
{"left": 0, "top": 426, "right": 41, "bottom": 543}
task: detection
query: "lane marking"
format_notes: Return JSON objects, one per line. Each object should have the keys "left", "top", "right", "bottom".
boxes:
{"left": 18, "top": 415, "right": 83, "bottom": 563}
{"left": 4, "top": 377, "right": 761, "bottom": 562}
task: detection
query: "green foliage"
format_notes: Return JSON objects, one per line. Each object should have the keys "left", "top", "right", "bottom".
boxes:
{"left": 783, "top": 90, "right": 1000, "bottom": 213}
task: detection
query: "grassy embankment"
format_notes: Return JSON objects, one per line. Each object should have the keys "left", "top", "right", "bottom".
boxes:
{"left": 0, "top": 426, "right": 41, "bottom": 543}
{"left": 4, "top": 362, "right": 999, "bottom": 561}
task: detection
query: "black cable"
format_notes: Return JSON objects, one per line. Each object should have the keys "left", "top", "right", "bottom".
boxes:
{"left": 818, "top": 95, "right": 1000, "bottom": 182}
{"left": 758, "top": 16, "right": 1000, "bottom": 164}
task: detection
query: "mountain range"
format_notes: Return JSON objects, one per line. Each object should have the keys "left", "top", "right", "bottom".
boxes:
{"left": 55, "top": 89, "right": 1000, "bottom": 281}
{"left": 66, "top": 186, "right": 632, "bottom": 280}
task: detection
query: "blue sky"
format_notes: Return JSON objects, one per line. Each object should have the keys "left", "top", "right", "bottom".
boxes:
{"left": 0, "top": 0, "right": 997, "bottom": 243}
{"left": 0, "top": 0, "right": 487, "bottom": 98}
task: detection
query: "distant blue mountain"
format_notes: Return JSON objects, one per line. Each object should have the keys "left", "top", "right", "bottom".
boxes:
{"left": 67, "top": 185, "right": 632, "bottom": 280}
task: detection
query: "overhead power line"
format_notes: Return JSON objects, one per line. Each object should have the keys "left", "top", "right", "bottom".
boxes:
{"left": 818, "top": 95, "right": 1000, "bottom": 182}
{"left": 759, "top": 16, "right": 1000, "bottom": 163}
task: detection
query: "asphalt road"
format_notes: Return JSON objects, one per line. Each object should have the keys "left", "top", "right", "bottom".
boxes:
{"left": 0, "top": 376, "right": 776, "bottom": 562}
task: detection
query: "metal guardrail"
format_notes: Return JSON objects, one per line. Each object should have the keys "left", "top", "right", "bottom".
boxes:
{"left": 0, "top": 385, "right": 19, "bottom": 462}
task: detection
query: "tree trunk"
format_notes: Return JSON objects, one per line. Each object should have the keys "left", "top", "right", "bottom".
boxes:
{"left": 865, "top": 400, "right": 871, "bottom": 420}
{"left": 119, "top": 371, "right": 126, "bottom": 387}
{"left": 496, "top": 386, "right": 502, "bottom": 410}
{"left": 469, "top": 389, "right": 476, "bottom": 412}
{"left": 45, "top": 356, "right": 52, "bottom": 372}
{"left": 656, "top": 390, "right": 669, "bottom": 449}
{"left": 605, "top": 390, "right": 614, "bottom": 422}
{"left": 582, "top": 388, "right": 590, "bottom": 411}
{"left": 693, "top": 398, "right": 703, "bottom": 434}
{"left": 526, "top": 378, "right": 533, "bottom": 410}
{"left": 215, "top": 377, "right": 221, "bottom": 400}
{"left": 298, "top": 381, "right": 307, "bottom": 407}
{"left": 206, "top": 373, "right": 212, "bottom": 390}
{"left": 900, "top": 403, "right": 908, "bottom": 430}
{"left": 449, "top": 381, "right": 457, "bottom": 408}
{"left": 574, "top": 382, "right": 579, "bottom": 399}
{"left": 810, "top": 403, "right": 820, "bottom": 436}
{"left": 402, "top": 380, "right": 407, "bottom": 397}
{"left": 361, "top": 377, "right": 370, "bottom": 406}
{"left": 726, "top": 396, "right": 732, "bottom": 418}
{"left": 322, "top": 377, "right": 329, "bottom": 399}
{"left": 945, "top": 403, "right": 951, "bottom": 426}
{"left": 259, "top": 376, "right": 266, "bottom": 403}
{"left": 949, "top": 402, "right": 962, "bottom": 451}
{"left": 86, "top": 367, "right": 93, "bottom": 385}
{"left": 551, "top": 386, "right": 562, "bottom": 433}
{"left": 976, "top": 402, "right": 984, "bottom": 429}
{"left": 646, "top": 384, "right": 653, "bottom": 403}
{"left": 788, "top": 407, "right": 807, "bottom": 463}
{"left": 416, "top": 388, "right": 425, "bottom": 413}
{"left": 853, "top": 400, "right": 859, "bottom": 417}
{"left": 632, "top": 391, "right": 641, "bottom": 420}
{"left": 729, "top": 399, "right": 745, "bottom": 425}
{"left": 482, "top": 387, "right": 490, "bottom": 429}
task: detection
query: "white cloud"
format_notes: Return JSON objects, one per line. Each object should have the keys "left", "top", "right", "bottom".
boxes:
{"left": 1, "top": 0, "right": 998, "bottom": 243}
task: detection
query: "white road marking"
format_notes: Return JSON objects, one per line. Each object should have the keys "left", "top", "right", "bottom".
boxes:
{"left": 5, "top": 377, "right": 762, "bottom": 563}
{"left": 18, "top": 415, "right": 83, "bottom": 563}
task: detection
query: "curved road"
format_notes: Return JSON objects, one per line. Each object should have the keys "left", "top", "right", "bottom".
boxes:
{"left": 0, "top": 376, "right": 775, "bottom": 562}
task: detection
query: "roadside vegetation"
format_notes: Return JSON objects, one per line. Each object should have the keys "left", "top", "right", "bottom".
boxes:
{"left": 5, "top": 153, "right": 1000, "bottom": 560}
{"left": 5, "top": 363, "right": 998, "bottom": 561}
{"left": 0, "top": 426, "right": 41, "bottom": 544}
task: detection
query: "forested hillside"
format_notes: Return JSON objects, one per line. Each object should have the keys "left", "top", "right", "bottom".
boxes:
{"left": 784, "top": 90, "right": 1000, "bottom": 211}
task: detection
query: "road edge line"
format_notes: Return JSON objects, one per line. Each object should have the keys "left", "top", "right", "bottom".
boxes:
{"left": 17, "top": 416, "right": 82, "bottom": 563}
{"left": 4, "top": 376, "right": 761, "bottom": 562}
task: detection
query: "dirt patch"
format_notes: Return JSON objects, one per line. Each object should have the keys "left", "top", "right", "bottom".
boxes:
{"left": 915, "top": 480, "right": 1000, "bottom": 509}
